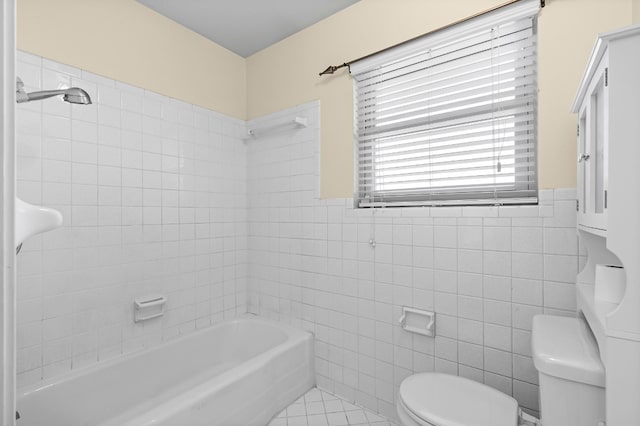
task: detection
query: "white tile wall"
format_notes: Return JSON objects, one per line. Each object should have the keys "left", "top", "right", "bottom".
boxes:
{"left": 16, "top": 52, "right": 248, "bottom": 387}
{"left": 247, "top": 102, "right": 580, "bottom": 421}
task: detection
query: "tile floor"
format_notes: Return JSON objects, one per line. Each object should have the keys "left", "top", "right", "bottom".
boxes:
{"left": 268, "top": 387, "right": 399, "bottom": 426}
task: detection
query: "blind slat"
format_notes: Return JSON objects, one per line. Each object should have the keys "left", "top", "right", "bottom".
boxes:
{"left": 357, "top": 64, "right": 536, "bottom": 114}
{"left": 358, "top": 83, "right": 536, "bottom": 127}
{"left": 358, "top": 122, "right": 535, "bottom": 151}
{"left": 359, "top": 146, "right": 536, "bottom": 171}
{"left": 358, "top": 107, "right": 536, "bottom": 144}
{"left": 359, "top": 161, "right": 537, "bottom": 185}
{"left": 358, "top": 94, "right": 537, "bottom": 138}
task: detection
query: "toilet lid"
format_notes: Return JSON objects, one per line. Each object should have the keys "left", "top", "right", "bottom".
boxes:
{"left": 399, "top": 373, "right": 518, "bottom": 426}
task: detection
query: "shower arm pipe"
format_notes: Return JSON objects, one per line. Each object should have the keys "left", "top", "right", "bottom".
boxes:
{"left": 318, "top": 0, "right": 544, "bottom": 76}
{"left": 20, "top": 89, "right": 69, "bottom": 102}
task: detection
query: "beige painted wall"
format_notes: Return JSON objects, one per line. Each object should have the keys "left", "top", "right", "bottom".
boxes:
{"left": 19, "top": 0, "right": 634, "bottom": 197}
{"left": 247, "top": 0, "right": 632, "bottom": 198}
{"left": 537, "top": 0, "right": 631, "bottom": 191}
{"left": 17, "top": 0, "right": 246, "bottom": 119}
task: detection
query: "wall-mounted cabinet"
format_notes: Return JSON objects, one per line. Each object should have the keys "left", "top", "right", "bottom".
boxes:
{"left": 571, "top": 24, "right": 640, "bottom": 426}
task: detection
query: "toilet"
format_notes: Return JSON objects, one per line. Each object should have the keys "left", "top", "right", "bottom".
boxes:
{"left": 397, "top": 315, "right": 606, "bottom": 426}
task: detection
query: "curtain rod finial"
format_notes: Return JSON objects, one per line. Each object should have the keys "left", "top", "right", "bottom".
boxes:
{"left": 319, "top": 63, "right": 349, "bottom": 76}
{"left": 319, "top": 65, "right": 336, "bottom": 76}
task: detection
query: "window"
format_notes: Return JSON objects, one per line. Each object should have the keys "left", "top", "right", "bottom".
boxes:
{"left": 352, "top": 0, "right": 539, "bottom": 207}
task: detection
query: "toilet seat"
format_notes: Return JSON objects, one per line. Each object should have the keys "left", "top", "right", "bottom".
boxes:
{"left": 398, "top": 373, "right": 519, "bottom": 426}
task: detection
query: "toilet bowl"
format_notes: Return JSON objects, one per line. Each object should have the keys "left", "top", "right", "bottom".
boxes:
{"left": 397, "top": 373, "right": 519, "bottom": 426}
{"left": 396, "top": 315, "right": 606, "bottom": 426}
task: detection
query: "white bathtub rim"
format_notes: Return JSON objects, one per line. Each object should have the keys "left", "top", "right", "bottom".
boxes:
{"left": 109, "top": 342, "right": 314, "bottom": 426}
{"left": 17, "top": 315, "right": 310, "bottom": 398}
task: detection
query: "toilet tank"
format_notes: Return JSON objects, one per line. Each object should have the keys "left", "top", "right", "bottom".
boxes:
{"left": 532, "top": 315, "right": 606, "bottom": 426}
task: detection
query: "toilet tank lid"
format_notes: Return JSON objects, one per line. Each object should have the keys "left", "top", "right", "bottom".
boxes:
{"left": 532, "top": 315, "right": 605, "bottom": 387}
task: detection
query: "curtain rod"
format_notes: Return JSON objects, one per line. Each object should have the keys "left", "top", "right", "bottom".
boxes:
{"left": 318, "top": 0, "right": 544, "bottom": 76}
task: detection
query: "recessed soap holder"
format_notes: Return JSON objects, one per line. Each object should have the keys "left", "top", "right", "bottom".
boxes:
{"left": 134, "top": 294, "right": 167, "bottom": 322}
{"left": 399, "top": 306, "right": 436, "bottom": 336}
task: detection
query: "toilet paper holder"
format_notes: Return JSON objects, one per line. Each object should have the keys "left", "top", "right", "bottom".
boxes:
{"left": 399, "top": 306, "right": 436, "bottom": 336}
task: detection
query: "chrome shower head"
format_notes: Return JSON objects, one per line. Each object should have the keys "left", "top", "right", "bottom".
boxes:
{"left": 62, "top": 87, "right": 92, "bottom": 105}
{"left": 16, "top": 77, "right": 92, "bottom": 105}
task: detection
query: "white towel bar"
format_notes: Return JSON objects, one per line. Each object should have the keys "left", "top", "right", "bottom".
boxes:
{"left": 245, "top": 116, "right": 307, "bottom": 139}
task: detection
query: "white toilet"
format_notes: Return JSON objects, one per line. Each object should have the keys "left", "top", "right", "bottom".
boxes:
{"left": 397, "top": 315, "right": 606, "bottom": 426}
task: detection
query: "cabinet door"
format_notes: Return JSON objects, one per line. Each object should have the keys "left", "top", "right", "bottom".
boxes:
{"left": 578, "top": 56, "right": 608, "bottom": 232}
{"left": 578, "top": 107, "right": 587, "bottom": 220}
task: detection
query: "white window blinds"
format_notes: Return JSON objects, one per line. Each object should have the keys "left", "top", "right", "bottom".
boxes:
{"left": 352, "top": 0, "right": 539, "bottom": 207}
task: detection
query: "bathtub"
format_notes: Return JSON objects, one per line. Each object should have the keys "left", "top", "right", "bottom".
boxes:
{"left": 16, "top": 317, "right": 314, "bottom": 426}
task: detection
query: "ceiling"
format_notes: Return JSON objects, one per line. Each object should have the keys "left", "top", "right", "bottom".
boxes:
{"left": 137, "top": 0, "right": 361, "bottom": 58}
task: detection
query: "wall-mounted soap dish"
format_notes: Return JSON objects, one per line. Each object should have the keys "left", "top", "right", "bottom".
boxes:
{"left": 134, "top": 295, "right": 167, "bottom": 322}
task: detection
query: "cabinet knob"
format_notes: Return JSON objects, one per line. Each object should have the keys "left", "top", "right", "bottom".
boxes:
{"left": 578, "top": 153, "right": 591, "bottom": 163}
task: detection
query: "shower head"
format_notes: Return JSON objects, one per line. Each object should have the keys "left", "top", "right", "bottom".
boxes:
{"left": 16, "top": 77, "right": 92, "bottom": 105}
{"left": 61, "top": 87, "right": 92, "bottom": 105}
